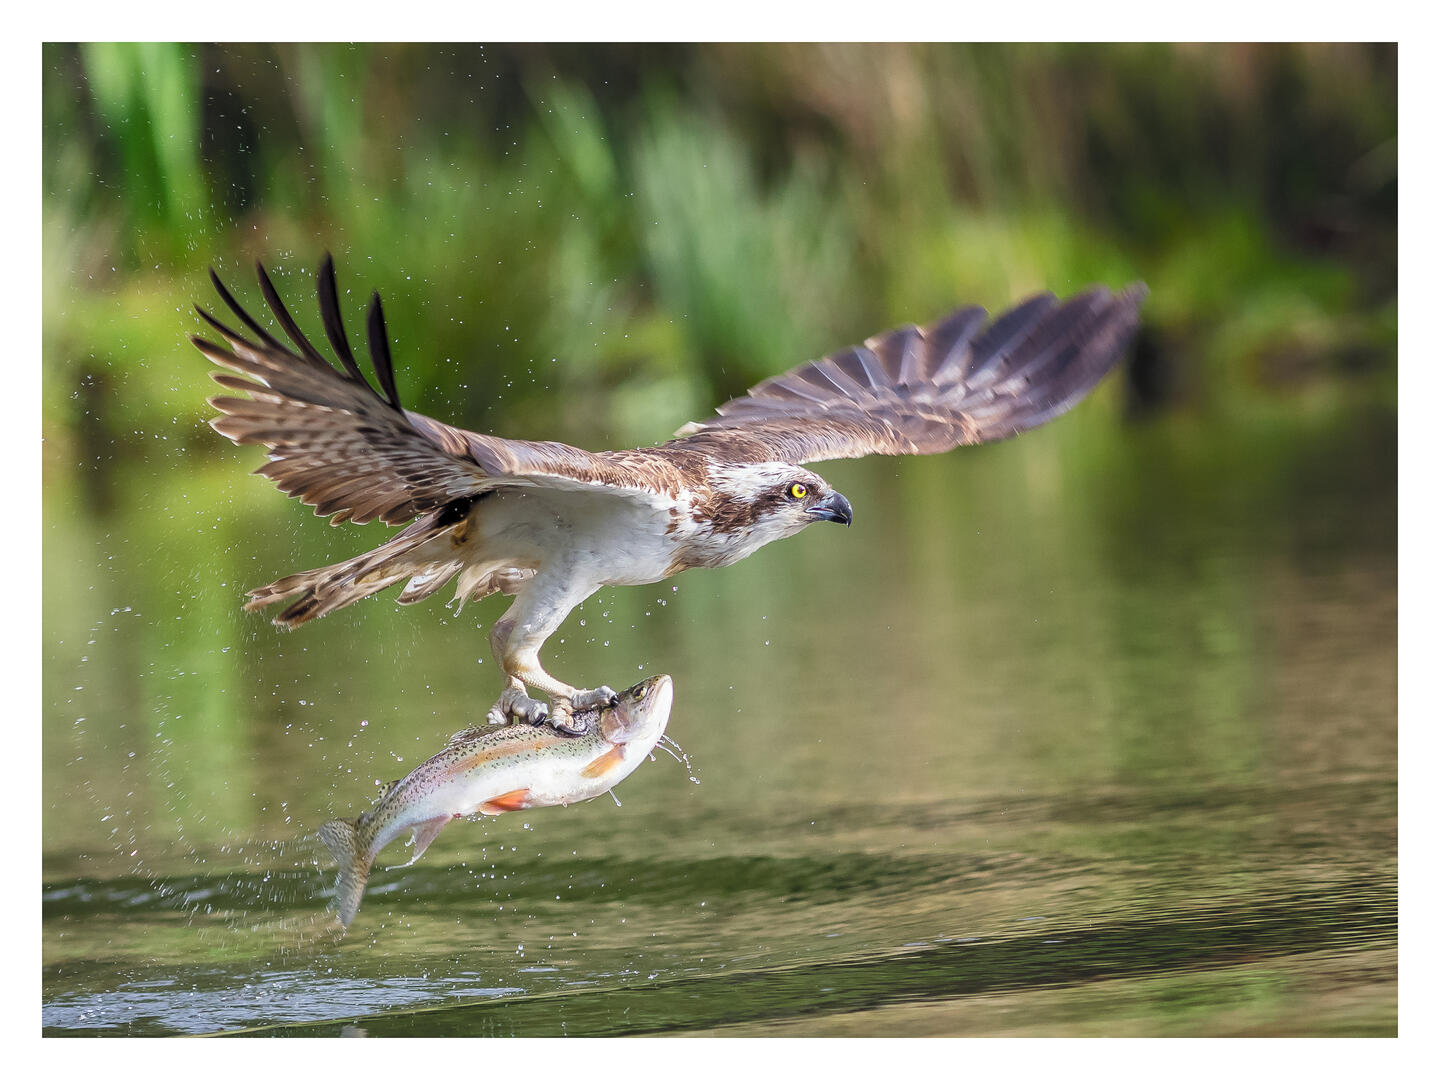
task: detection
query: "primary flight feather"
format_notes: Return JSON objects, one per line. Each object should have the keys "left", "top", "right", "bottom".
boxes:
{"left": 196, "top": 255, "right": 1146, "bottom": 730}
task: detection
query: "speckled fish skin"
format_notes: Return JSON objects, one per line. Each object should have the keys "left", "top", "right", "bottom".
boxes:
{"left": 319, "top": 674, "right": 673, "bottom": 927}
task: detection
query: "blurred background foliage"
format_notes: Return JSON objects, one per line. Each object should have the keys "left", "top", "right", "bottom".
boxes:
{"left": 42, "top": 42, "right": 1395, "bottom": 490}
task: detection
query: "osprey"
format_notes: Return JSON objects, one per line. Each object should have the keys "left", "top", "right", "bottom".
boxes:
{"left": 195, "top": 257, "right": 1145, "bottom": 731}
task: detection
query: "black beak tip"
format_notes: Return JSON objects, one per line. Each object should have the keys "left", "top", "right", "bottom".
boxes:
{"left": 808, "top": 492, "right": 854, "bottom": 527}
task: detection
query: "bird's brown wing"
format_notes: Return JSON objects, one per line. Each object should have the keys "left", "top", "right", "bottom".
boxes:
{"left": 195, "top": 257, "right": 678, "bottom": 526}
{"left": 668, "top": 284, "right": 1147, "bottom": 465}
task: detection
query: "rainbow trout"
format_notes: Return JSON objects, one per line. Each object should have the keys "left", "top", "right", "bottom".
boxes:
{"left": 319, "top": 674, "right": 673, "bottom": 927}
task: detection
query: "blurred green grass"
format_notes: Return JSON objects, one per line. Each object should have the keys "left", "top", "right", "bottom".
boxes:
{"left": 42, "top": 42, "right": 1395, "bottom": 494}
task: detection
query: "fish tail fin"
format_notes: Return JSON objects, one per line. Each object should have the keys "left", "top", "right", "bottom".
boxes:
{"left": 318, "top": 818, "right": 370, "bottom": 929}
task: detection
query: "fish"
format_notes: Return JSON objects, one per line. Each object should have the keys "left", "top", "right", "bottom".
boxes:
{"left": 318, "top": 674, "right": 674, "bottom": 928}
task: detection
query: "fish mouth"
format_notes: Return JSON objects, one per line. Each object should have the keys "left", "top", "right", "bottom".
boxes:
{"left": 806, "top": 491, "right": 853, "bottom": 526}
{"left": 602, "top": 674, "right": 673, "bottom": 743}
{"left": 647, "top": 675, "right": 674, "bottom": 728}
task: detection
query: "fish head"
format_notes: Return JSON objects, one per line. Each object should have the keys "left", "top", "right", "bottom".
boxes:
{"left": 600, "top": 674, "right": 674, "bottom": 745}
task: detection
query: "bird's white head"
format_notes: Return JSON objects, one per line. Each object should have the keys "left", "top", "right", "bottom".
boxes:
{"left": 702, "top": 461, "right": 854, "bottom": 555}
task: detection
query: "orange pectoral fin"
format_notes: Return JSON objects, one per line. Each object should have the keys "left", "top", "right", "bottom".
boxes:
{"left": 580, "top": 745, "right": 626, "bottom": 779}
{"left": 479, "top": 788, "right": 532, "bottom": 814}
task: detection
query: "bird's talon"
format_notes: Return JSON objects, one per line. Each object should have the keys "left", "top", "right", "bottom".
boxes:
{"left": 571, "top": 685, "right": 619, "bottom": 711}
{"left": 493, "top": 686, "right": 550, "bottom": 727}
{"left": 546, "top": 703, "right": 588, "bottom": 737}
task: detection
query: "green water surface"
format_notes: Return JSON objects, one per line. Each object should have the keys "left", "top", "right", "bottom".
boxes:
{"left": 42, "top": 407, "right": 1396, "bottom": 1036}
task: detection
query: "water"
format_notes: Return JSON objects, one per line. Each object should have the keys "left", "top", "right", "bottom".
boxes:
{"left": 41, "top": 408, "right": 1396, "bottom": 1036}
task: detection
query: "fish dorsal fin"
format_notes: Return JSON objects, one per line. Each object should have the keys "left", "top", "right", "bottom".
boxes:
{"left": 445, "top": 723, "right": 487, "bottom": 748}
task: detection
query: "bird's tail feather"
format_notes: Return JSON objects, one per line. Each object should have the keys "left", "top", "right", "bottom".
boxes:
{"left": 318, "top": 818, "right": 371, "bottom": 929}
{"left": 245, "top": 519, "right": 465, "bottom": 627}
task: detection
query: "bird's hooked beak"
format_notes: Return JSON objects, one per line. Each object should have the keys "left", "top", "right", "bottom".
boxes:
{"left": 807, "top": 490, "right": 853, "bottom": 526}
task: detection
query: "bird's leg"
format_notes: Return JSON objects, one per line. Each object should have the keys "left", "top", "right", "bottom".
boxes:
{"left": 517, "top": 666, "right": 618, "bottom": 736}
{"left": 486, "top": 613, "right": 554, "bottom": 726}
{"left": 487, "top": 581, "right": 615, "bottom": 736}
{"left": 488, "top": 630, "right": 615, "bottom": 735}
{"left": 570, "top": 686, "right": 624, "bottom": 710}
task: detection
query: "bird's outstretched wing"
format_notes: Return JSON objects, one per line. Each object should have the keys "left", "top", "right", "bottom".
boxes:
{"left": 668, "top": 285, "right": 1147, "bottom": 465}
{"left": 195, "top": 257, "right": 675, "bottom": 525}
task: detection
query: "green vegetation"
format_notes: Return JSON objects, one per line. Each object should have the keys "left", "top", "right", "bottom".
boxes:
{"left": 43, "top": 43, "right": 1395, "bottom": 482}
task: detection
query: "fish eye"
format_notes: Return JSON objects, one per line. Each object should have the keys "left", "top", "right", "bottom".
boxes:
{"left": 634, "top": 684, "right": 648, "bottom": 700}
{"left": 789, "top": 483, "right": 808, "bottom": 500}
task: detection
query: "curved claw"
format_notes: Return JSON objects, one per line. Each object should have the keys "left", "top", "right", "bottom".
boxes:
{"left": 546, "top": 702, "right": 588, "bottom": 737}
{"left": 491, "top": 685, "right": 550, "bottom": 727}
{"left": 571, "top": 685, "right": 619, "bottom": 711}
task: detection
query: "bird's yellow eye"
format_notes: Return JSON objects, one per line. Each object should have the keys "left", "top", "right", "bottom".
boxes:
{"left": 789, "top": 483, "right": 808, "bottom": 500}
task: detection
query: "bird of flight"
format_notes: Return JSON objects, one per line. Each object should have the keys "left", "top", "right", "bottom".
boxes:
{"left": 195, "top": 256, "right": 1145, "bottom": 732}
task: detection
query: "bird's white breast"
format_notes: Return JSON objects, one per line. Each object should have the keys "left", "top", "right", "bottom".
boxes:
{"left": 473, "top": 486, "right": 688, "bottom": 588}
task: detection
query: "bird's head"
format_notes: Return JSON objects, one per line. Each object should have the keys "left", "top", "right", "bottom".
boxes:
{"left": 706, "top": 462, "right": 853, "bottom": 550}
